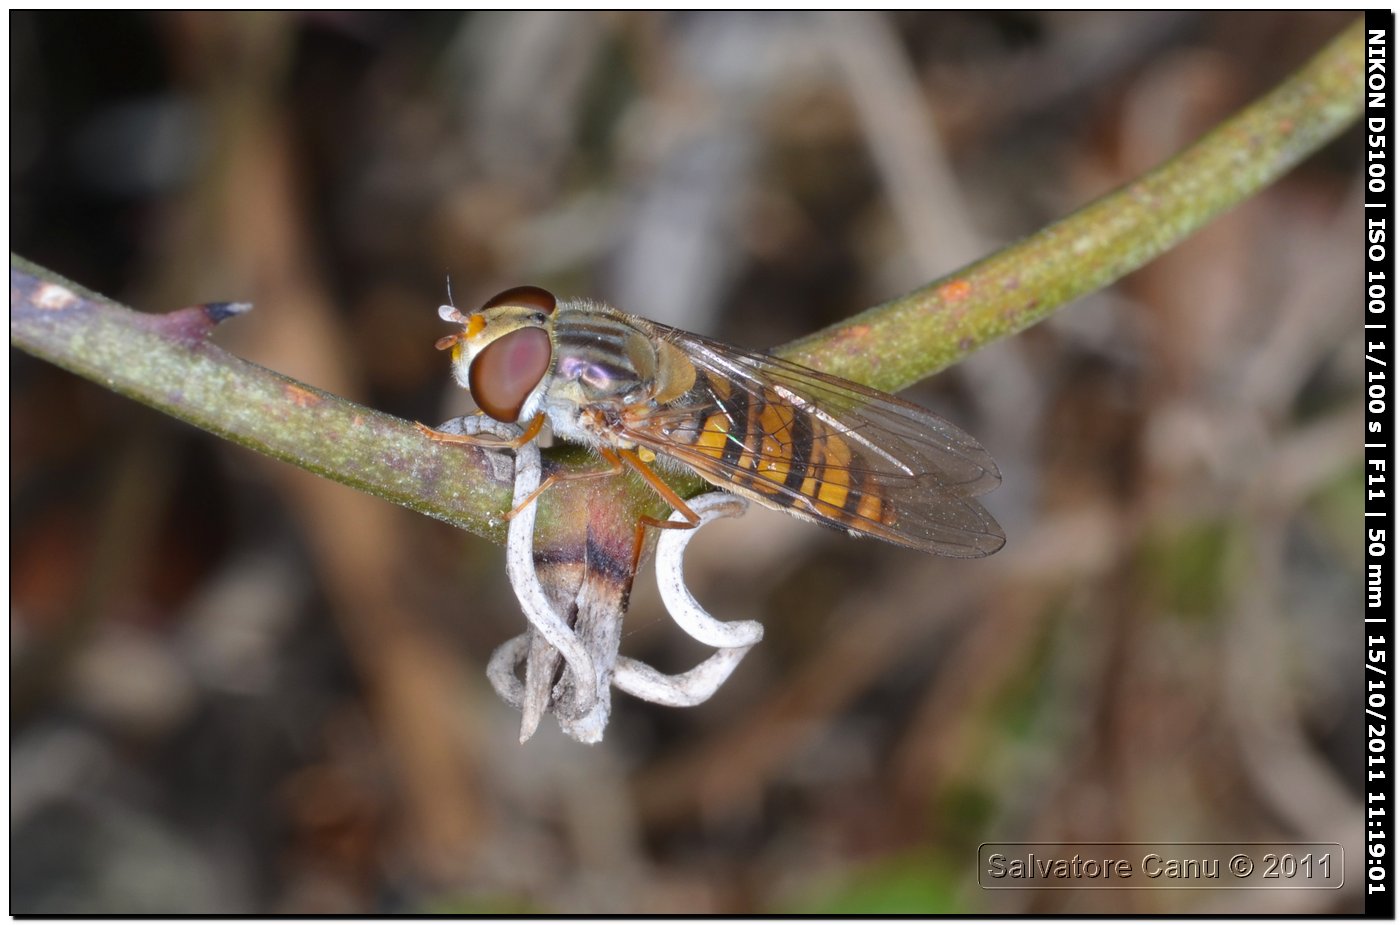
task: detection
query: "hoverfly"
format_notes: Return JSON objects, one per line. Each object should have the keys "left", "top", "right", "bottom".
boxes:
{"left": 423, "top": 285, "right": 1004, "bottom": 566}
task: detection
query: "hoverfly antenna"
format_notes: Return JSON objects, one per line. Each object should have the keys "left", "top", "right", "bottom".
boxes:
{"left": 445, "top": 274, "right": 456, "bottom": 308}
{"left": 439, "top": 304, "right": 468, "bottom": 324}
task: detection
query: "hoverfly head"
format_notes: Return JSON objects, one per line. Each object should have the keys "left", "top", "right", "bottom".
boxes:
{"left": 438, "top": 285, "right": 557, "bottom": 423}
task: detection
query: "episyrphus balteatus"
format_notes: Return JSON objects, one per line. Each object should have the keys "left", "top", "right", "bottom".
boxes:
{"left": 422, "top": 285, "right": 1005, "bottom": 565}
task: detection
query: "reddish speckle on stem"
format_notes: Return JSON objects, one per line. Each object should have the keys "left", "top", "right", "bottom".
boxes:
{"left": 284, "top": 383, "right": 324, "bottom": 409}
{"left": 835, "top": 324, "right": 872, "bottom": 343}
{"left": 938, "top": 279, "right": 973, "bottom": 302}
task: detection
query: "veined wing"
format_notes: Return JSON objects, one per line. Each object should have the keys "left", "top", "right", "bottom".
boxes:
{"left": 617, "top": 320, "right": 1006, "bottom": 558}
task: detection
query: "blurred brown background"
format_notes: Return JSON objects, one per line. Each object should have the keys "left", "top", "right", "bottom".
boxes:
{"left": 11, "top": 11, "right": 1364, "bottom": 914}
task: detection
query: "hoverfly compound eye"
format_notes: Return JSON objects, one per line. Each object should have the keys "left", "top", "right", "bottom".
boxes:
{"left": 468, "top": 327, "right": 553, "bottom": 422}
{"left": 480, "top": 285, "right": 556, "bottom": 316}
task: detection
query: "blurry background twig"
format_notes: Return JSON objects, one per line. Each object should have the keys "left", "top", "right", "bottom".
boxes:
{"left": 10, "top": 11, "right": 1366, "bottom": 914}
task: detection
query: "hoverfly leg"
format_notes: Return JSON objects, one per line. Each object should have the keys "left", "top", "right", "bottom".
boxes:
{"left": 512, "top": 412, "right": 547, "bottom": 448}
{"left": 416, "top": 419, "right": 515, "bottom": 448}
{"left": 629, "top": 514, "right": 697, "bottom": 575}
{"left": 615, "top": 447, "right": 702, "bottom": 572}
{"left": 503, "top": 450, "right": 625, "bottom": 522}
{"left": 418, "top": 412, "right": 546, "bottom": 450}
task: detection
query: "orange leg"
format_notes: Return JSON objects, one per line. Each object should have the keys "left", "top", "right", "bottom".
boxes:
{"left": 503, "top": 451, "right": 624, "bottom": 520}
{"left": 417, "top": 412, "right": 545, "bottom": 450}
{"left": 615, "top": 448, "right": 701, "bottom": 571}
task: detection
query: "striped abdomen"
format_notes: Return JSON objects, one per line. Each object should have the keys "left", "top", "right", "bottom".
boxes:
{"left": 663, "top": 369, "right": 895, "bottom": 529}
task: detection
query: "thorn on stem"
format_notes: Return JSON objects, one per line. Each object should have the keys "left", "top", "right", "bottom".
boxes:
{"left": 148, "top": 301, "right": 253, "bottom": 345}
{"left": 203, "top": 301, "right": 253, "bottom": 324}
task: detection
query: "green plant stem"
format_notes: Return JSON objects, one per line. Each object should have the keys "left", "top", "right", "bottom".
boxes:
{"left": 10, "top": 261, "right": 517, "bottom": 542}
{"left": 9, "top": 20, "right": 1364, "bottom": 548}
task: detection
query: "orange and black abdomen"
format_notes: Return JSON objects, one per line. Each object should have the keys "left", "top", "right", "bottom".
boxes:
{"left": 667, "top": 370, "right": 895, "bottom": 530}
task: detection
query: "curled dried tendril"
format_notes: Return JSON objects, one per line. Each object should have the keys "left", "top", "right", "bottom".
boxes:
{"left": 438, "top": 416, "right": 763, "bottom": 743}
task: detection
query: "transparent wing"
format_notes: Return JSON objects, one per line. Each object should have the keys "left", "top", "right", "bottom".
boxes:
{"left": 617, "top": 320, "right": 1006, "bottom": 558}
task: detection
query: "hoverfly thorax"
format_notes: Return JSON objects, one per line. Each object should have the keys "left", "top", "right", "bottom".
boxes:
{"left": 438, "top": 285, "right": 558, "bottom": 424}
